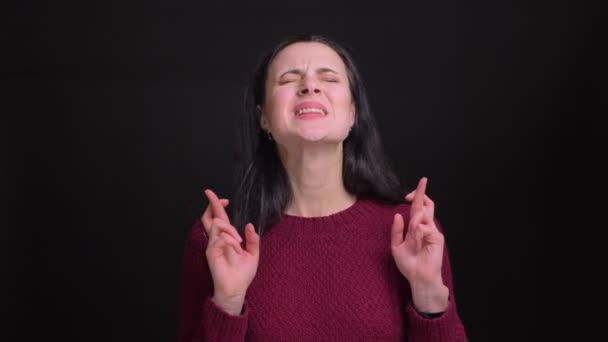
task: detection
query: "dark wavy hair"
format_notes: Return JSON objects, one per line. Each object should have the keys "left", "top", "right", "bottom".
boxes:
{"left": 230, "top": 34, "right": 405, "bottom": 236}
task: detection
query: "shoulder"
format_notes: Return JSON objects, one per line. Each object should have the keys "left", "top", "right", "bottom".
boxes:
{"left": 362, "top": 198, "right": 412, "bottom": 217}
{"left": 362, "top": 198, "right": 446, "bottom": 231}
{"left": 357, "top": 198, "right": 412, "bottom": 223}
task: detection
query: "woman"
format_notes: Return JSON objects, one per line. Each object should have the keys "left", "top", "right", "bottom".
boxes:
{"left": 178, "top": 34, "right": 468, "bottom": 341}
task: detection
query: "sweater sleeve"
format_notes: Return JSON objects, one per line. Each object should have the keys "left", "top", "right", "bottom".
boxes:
{"left": 404, "top": 217, "right": 469, "bottom": 342}
{"left": 177, "top": 220, "right": 249, "bottom": 342}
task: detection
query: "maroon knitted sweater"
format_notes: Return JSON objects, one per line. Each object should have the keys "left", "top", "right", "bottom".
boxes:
{"left": 178, "top": 199, "right": 468, "bottom": 341}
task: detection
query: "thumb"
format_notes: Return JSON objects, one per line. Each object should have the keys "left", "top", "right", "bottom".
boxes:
{"left": 245, "top": 223, "right": 261, "bottom": 255}
{"left": 391, "top": 213, "right": 405, "bottom": 248}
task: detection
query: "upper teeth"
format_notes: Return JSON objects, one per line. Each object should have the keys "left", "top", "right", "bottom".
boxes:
{"left": 296, "top": 108, "right": 325, "bottom": 115}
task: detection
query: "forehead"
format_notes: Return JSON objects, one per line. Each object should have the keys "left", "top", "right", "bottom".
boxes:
{"left": 268, "top": 42, "right": 346, "bottom": 74}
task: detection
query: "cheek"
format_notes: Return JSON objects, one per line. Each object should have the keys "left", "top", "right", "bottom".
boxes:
{"left": 328, "top": 87, "right": 353, "bottom": 112}
{"left": 266, "top": 88, "right": 293, "bottom": 120}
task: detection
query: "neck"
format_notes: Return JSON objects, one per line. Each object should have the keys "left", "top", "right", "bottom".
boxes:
{"left": 278, "top": 143, "right": 356, "bottom": 217}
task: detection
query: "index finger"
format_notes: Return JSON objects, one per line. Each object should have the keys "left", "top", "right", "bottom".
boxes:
{"left": 204, "top": 189, "right": 230, "bottom": 222}
{"left": 412, "top": 177, "right": 428, "bottom": 211}
{"left": 201, "top": 198, "right": 229, "bottom": 231}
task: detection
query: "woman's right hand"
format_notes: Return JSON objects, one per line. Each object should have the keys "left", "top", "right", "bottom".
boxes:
{"left": 201, "top": 189, "right": 260, "bottom": 315}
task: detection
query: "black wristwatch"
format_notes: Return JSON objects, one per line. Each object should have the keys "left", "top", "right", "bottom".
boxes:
{"left": 416, "top": 309, "right": 444, "bottom": 319}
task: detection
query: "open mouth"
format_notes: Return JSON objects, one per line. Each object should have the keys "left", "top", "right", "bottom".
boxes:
{"left": 295, "top": 108, "right": 326, "bottom": 116}
{"left": 293, "top": 101, "right": 328, "bottom": 118}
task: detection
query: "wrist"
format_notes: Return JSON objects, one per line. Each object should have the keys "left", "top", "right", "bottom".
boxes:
{"left": 410, "top": 281, "right": 449, "bottom": 313}
{"left": 211, "top": 293, "right": 246, "bottom": 316}
{"left": 415, "top": 308, "right": 444, "bottom": 319}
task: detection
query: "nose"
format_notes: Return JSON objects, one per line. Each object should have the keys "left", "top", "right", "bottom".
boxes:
{"left": 297, "top": 79, "right": 321, "bottom": 96}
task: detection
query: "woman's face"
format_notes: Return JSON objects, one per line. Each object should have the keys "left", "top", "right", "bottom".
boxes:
{"left": 259, "top": 42, "right": 355, "bottom": 145}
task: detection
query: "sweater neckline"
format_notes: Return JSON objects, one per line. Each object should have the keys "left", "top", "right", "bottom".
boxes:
{"left": 273, "top": 198, "right": 378, "bottom": 236}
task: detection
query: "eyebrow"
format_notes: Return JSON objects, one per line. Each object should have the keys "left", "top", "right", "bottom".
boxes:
{"left": 278, "top": 67, "right": 340, "bottom": 78}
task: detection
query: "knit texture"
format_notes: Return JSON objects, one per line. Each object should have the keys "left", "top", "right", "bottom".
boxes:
{"left": 178, "top": 199, "right": 468, "bottom": 341}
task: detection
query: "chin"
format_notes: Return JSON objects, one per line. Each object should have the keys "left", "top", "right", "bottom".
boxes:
{"left": 295, "top": 127, "right": 328, "bottom": 141}
{"left": 299, "top": 131, "right": 350, "bottom": 144}
{"left": 300, "top": 133, "right": 326, "bottom": 141}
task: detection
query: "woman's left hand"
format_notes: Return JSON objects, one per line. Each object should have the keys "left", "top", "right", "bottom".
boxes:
{"left": 391, "top": 177, "right": 449, "bottom": 312}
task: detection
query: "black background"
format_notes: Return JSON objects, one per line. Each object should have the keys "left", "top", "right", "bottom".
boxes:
{"left": 4, "top": 0, "right": 602, "bottom": 341}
